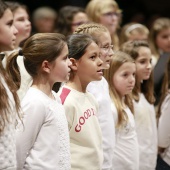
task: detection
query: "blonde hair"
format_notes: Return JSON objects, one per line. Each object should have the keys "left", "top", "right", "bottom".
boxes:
{"left": 86, "top": 0, "right": 122, "bottom": 49}
{"left": 120, "top": 23, "right": 149, "bottom": 46}
{"left": 74, "top": 23, "right": 109, "bottom": 45}
{"left": 149, "top": 17, "right": 170, "bottom": 59}
{"left": 104, "top": 51, "right": 134, "bottom": 127}
{"left": 120, "top": 40, "right": 155, "bottom": 104}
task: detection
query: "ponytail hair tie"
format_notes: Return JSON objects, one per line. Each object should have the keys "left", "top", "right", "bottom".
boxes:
{"left": 19, "top": 49, "right": 23, "bottom": 56}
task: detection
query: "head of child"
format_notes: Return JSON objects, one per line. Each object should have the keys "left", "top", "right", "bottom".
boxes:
{"left": 56, "top": 6, "right": 88, "bottom": 36}
{"left": 74, "top": 23, "right": 114, "bottom": 69}
{"left": 149, "top": 17, "right": 170, "bottom": 57}
{"left": 104, "top": 51, "right": 135, "bottom": 126}
{"left": 121, "top": 40, "right": 155, "bottom": 104}
{"left": 86, "top": 0, "right": 121, "bottom": 36}
{"left": 5, "top": 1, "right": 31, "bottom": 48}
{"left": 0, "top": 0, "right": 18, "bottom": 52}
{"left": 33, "top": 6, "right": 57, "bottom": 33}
{"left": 6, "top": 33, "right": 71, "bottom": 88}
{"left": 0, "top": 0, "right": 20, "bottom": 134}
{"left": 119, "top": 23, "right": 149, "bottom": 46}
{"left": 67, "top": 33, "right": 103, "bottom": 88}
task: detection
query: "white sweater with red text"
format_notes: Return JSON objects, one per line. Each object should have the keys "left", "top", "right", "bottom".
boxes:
{"left": 59, "top": 85, "right": 103, "bottom": 170}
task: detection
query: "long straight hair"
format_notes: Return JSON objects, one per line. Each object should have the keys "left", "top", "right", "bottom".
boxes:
{"left": 120, "top": 40, "right": 155, "bottom": 104}
{"left": 0, "top": 0, "right": 20, "bottom": 134}
{"left": 104, "top": 51, "right": 134, "bottom": 127}
{"left": 157, "top": 58, "right": 170, "bottom": 118}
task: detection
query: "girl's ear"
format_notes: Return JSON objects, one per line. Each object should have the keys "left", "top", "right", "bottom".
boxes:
{"left": 69, "top": 58, "right": 78, "bottom": 71}
{"left": 41, "top": 60, "right": 51, "bottom": 73}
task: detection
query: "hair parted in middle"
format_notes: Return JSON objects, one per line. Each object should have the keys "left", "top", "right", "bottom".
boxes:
{"left": 120, "top": 40, "right": 155, "bottom": 104}
{"left": 6, "top": 33, "right": 66, "bottom": 88}
{"left": 104, "top": 51, "right": 134, "bottom": 127}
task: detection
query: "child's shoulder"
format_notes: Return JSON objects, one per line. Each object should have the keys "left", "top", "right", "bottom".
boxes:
{"left": 161, "top": 92, "right": 170, "bottom": 111}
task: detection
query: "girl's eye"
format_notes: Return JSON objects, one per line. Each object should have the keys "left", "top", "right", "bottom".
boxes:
{"left": 123, "top": 73, "right": 128, "bottom": 77}
{"left": 7, "top": 20, "right": 13, "bottom": 26}
{"left": 90, "top": 56, "right": 96, "bottom": 60}
{"left": 140, "top": 60, "right": 145, "bottom": 64}
{"left": 17, "top": 18, "right": 25, "bottom": 22}
{"left": 63, "top": 55, "right": 68, "bottom": 60}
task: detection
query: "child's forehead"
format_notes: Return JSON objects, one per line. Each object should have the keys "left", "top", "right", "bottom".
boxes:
{"left": 100, "top": 6, "right": 116, "bottom": 14}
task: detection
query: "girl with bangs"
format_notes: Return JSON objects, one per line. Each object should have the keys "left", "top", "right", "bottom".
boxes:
{"left": 104, "top": 51, "right": 139, "bottom": 170}
{"left": 86, "top": 0, "right": 122, "bottom": 50}
{"left": 121, "top": 40, "right": 157, "bottom": 170}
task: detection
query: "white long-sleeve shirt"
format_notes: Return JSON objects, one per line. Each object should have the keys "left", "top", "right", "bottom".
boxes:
{"left": 112, "top": 102, "right": 139, "bottom": 170}
{"left": 16, "top": 87, "right": 70, "bottom": 170}
{"left": 87, "top": 77, "right": 115, "bottom": 170}
{"left": 134, "top": 93, "right": 157, "bottom": 170}
{"left": 158, "top": 92, "right": 170, "bottom": 166}
{"left": 0, "top": 76, "right": 17, "bottom": 170}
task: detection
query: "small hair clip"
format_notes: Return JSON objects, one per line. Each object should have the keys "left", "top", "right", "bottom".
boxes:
{"left": 19, "top": 49, "right": 23, "bottom": 56}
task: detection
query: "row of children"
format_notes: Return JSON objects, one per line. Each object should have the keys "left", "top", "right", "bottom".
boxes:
{"left": 9, "top": 0, "right": 170, "bottom": 108}
{"left": 1, "top": 0, "right": 170, "bottom": 170}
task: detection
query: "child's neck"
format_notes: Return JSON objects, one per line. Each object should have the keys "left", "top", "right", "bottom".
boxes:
{"left": 121, "top": 96, "right": 127, "bottom": 109}
{"left": 32, "top": 78, "right": 54, "bottom": 99}
{"left": 66, "top": 76, "right": 88, "bottom": 93}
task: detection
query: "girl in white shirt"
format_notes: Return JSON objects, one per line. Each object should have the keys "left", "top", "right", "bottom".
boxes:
{"left": 104, "top": 51, "right": 139, "bottom": 170}
{"left": 3, "top": 1, "right": 32, "bottom": 101}
{"left": 74, "top": 23, "right": 115, "bottom": 170}
{"left": 0, "top": 1, "right": 19, "bottom": 170}
{"left": 7, "top": 33, "right": 72, "bottom": 170}
{"left": 121, "top": 40, "right": 157, "bottom": 170}
{"left": 157, "top": 58, "right": 170, "bottom": 169}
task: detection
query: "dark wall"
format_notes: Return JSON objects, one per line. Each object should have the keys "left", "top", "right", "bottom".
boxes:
{"left": 6, "top": 0, "right": 170, "bottom": 27}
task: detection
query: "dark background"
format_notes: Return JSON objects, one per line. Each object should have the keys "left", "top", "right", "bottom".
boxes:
{"left": 5, "top": 0, "right": 170, "bottom": 28}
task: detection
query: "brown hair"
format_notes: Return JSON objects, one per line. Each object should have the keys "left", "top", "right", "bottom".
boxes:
{"left": 149, "top": 17, "right": 170, "bottom": 60}
{"left": 56, "top": 6, "right": 86, "bottom": 36}
{"left": 5, "top": 1, "right": 28, "bottom": 13}
{"left": 0, "top": 0, "right": 20, "bottom": 134}
{"left": 120, "top": 40, "right": 155, "bottom": 104}
{"left": 0, "top": 0, "right": 8, "bottom": 18}
{"left": 104, "top": 51, "right": 134, "bottom": 127}
{"left": 157, "top": 58, "right": 170, "bottom": 118}
{"left": 6, "top": 33, "right": 66, "bottom": 89}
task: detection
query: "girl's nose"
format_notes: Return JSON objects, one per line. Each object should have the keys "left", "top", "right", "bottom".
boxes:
{"left": 98, "top": 57, "right": 103, "bottom": 66}
{"left": 147, "top": 61, "right": 152, "bottom": 69}
{"left": 129, "top": 74, "right": 135, "bottom": 83}
{"left": 13, "top": 25, "right": 18, "bottom": 35}
{"left": 68, "top": 58, "right": 72, "bottom": 66}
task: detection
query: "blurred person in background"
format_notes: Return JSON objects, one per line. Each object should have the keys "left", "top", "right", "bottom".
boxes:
{"left": 86, "top": 0, "right": 122, "bottom": 50}
{"left": 56, "top": 5, "right": 89, "bottom": 36}
{"left": 32, "top": 6, "right": 57, "bottom": 33}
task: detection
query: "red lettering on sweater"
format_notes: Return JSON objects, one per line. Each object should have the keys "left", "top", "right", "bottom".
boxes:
{"left": 75, "top": 108, "right": 96, "bottom": 132}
